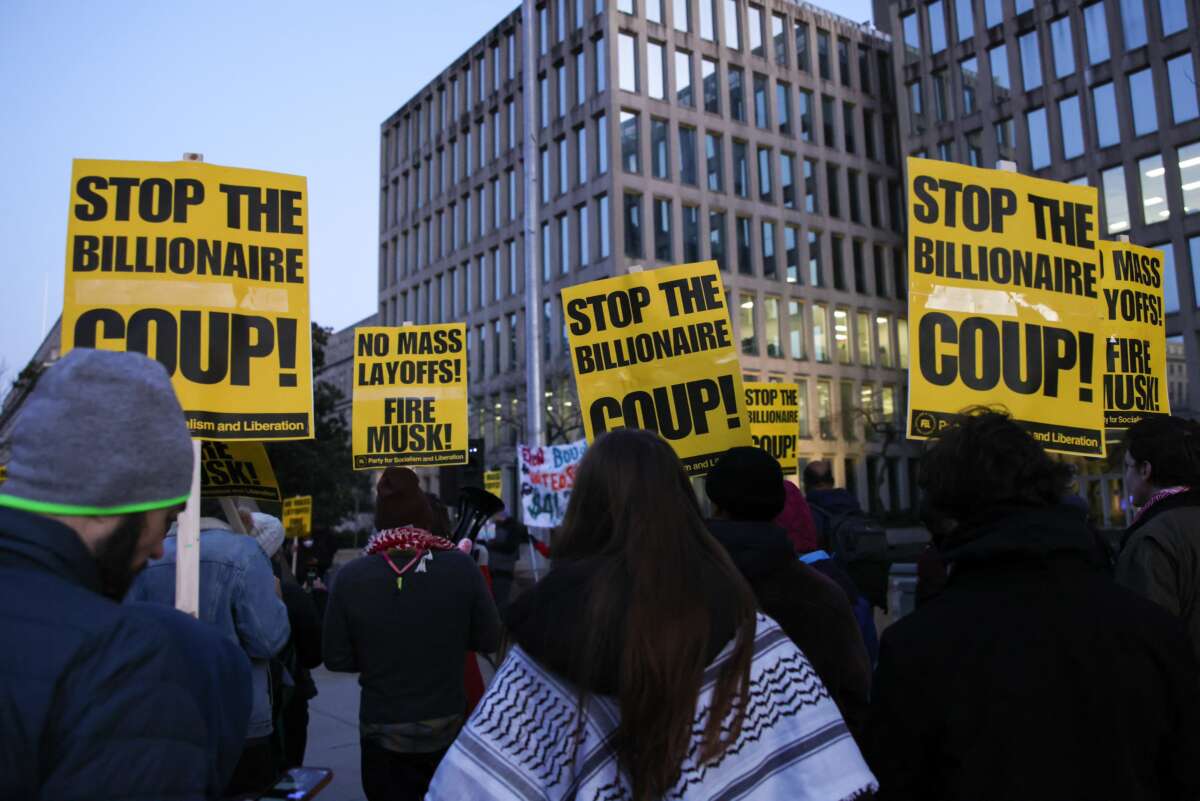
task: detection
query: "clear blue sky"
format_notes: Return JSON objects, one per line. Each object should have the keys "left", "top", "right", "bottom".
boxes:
{"left": 0, "top": 0, "right": 875, "bottom": 380}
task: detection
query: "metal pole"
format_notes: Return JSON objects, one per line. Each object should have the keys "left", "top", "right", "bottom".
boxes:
{"left": 522, "top": 0, "right": 544, "bottom": 448}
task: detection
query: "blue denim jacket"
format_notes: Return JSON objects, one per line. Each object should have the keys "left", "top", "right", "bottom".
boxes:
{"left": 127, "top": 519, "right": 290, "bottom": 739}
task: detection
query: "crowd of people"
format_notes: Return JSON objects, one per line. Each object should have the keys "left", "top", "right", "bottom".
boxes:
{"left": 3, "top": 348, "right": 1200, "bottom": 800}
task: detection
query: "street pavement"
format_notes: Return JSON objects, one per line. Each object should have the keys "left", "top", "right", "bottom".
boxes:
{"left": 305, "top": 667, "right": 365, "bottom": 801}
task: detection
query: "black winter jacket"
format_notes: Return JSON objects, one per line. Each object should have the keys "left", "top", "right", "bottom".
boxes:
{"left": 866, "top": 505, "right": 1200, "bottom": 801}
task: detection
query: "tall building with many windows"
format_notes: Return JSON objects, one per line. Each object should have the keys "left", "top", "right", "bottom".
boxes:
{"left": 876, "top": 0, "right": 1200, "bottom": 525}
{"left": 379, "top": 0, "right": 919, "bottom": 517}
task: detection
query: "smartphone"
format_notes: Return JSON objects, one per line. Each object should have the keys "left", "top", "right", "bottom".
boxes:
{"left": 257, "top": 767, "right": 333, "bottom": 800}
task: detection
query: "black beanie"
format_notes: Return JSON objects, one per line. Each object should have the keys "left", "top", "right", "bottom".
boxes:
{"left": 374, "top": 467, "right": 436, "bottom": 532}
{"left": 705, "top": 447, "right": 786, "bottom": 521}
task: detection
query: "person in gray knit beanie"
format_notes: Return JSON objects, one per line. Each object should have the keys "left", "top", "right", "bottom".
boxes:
{"left": 0, "top": 347, "right": 256, "bottom": 801}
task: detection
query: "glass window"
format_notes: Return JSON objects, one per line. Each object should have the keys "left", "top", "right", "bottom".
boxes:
{"left": 598, "top": 193, "right": 611, "bottom": 258}
{"left": 651, "top": 117, "right": 670, "bottom": 178}
{"left": 1140, "top": 154, "right": 1169, "bottom": 225}
{"left": 849, "top": 172, "right": 861, "bottom": 224}
{"left": 781, "top": 152, "right": 796, "bottom": 208}
{"left": 647, "top": 0, "right": 663, "bottom": 23}
{"left": 558, "top": 137, "right": 569, "bottom": 195}
{"left": 1093, "top": 82, "right": 1120, "bottom": 148}
{"left": 702, "top": 57, "right": 720, "bottom": 112}
{"left": 827, "top": 164, "right": 840, "bottom": 218}
{"left": 817, "top": 379, "right": 833, "bottom": 439}
{"left": 859, "top": 45, "right": 872, "bottom": 94}
{"left": 929, "top": 0, "right": 947, "bottom": 54}
{"left": 1178, "top": 141, "right": 1200, "bottom": 213}
{"left": 706, "top": 132, "right": 724, "bottom": 191}
{"left": 540, "top": 146, "right": 551, "bottom": 204}
{"left": 762, "top": 221, "right": 777, "bottom": 278}
{"left": 1050, "top": 16, "right": 1075, "bottom": 78}
{"left": 1122, "top": 0, "right": 1147, "bottom": 48}
{"left": 753, "top": 74, "right": 770, "bottom": 129}
{"left": 808, "top": 230, "right": 823, "bottom": 286}
{"left": 619, "top": 0, "right": 635, "bottom": 12}
{"left": 683, "top": 205, "right": 700, "bottom": 261}
{"left": 1083, "top": 3, "right": 1110, "bottom": 65}
{"left": 788, "top": 301, "right": 806, "bottom": 360}
{"left": 1019, "top": 30, "right": 1042, "bottom": 91}
{"left": 654, "top": 198, "right": 672, "bottom": 261}
{"left": 709, "top": 210, "right": 726, "bottom": 269}
{"left": 902, "top": 13, "right": 921, "bottom": 63}
{"left": 796, "top": 20, "right": 810, "bottom": 71}
{"left": 897, "top": 319, "right": 909, "bottom": 368}
{"left": 1060, "top": 95, "right": 1083, "bottom": 160}
{"left": 817, "top": 29, "right": 831, "bottom": 79}
{"left": 785, "top": 225, "right": 800, "bottom": 283}
{"left": 1161, "top": 0, "right": 1188, "bottom": 35}
{"left": 748, "top": 4, "right": 764, "bottom": 57}
{"left": 777, "top": 81, "right": 792, "bottom": 134}
{"left": 596, "top": 112, "right": 609, "bottom": 174}
{"left": 725, "top": 0, "right": 742, "bottom": 49}
{"left": 909, "top": 82, "right": 925, "bottom": 133}
{"left": 1103, "top": 165, "right": 1130, "bottom": 233}
{"left": 675, "top": 0, "right": 692, "bottom": 31}
{"left": 596, "top": 35, "right": 607, "bottom": 91}
{"left": 736, "top": 216, "right": 753, "bottom": 274}
{"left": 1130, "top": 68, "right": 1158, "bottom": 136}
{"left": 729, "top": 65, "right": 745, "bottom": 120}
{"left": 1027, "top": 106, "right": 1050, "bottom": 170}
{"left": 700, "top": 0, "right": 716, "bottom": 40}
{"left": 960, "top": 56, "right": 978, "bottom": 114}
{"left": 621, "top": 110, "right": 640, "bottom": 172}
{"left": 740, "top": 293, "right": 757, "bottom": 354}
{"left": 990, "top": 43, "right": 1010, "bottom": 96}
{"left": 648, "top": 41, "right": 666, "bottom": 99}
{"left": 757, "top": 146, "right": 772, "bottom": 201}
{"left": 577, "top": 126, "right": 589, "bottom": 185}
{"left": 822, "top": 94, "right": 835, "bottom": 146}
{"left": 764, "top": 296, "right": 781, "bottom": 357}
{"left": 624, "top": 192, "right": 643, "bottom": 257}
{"left": 676, "top": 49, "right": 694, "bottom": 106}
{"left": 798, "top": 90, "right": 813, "bottom": 141}
{"left": 838, "top": 38, "right": 851, "bottom": 86}
{"left": 985, "top": 0, "right": 1002, "bottom": 27}
{"left": 804, "top": 158, "right": 818, "bottom": 212}
{"left": 773, "top": 13, "right": 787, "bottom": 65}
{"left": 844, "top": 103, "right": 857, "bottom": 152}
{"left": 856, "top": 312, "right": 872, "bottom": 365}
{"left": 876, "top": 314, "right": 893, "bottom": 367}
{"left": 830, "top": 233, "right": 845, "bottom": 289}
{"left": 955, "top": 0, "right": 974, "bottom": 41}
{"left": 619, "top": 32, "right": 638, "bottom": 93}
{"left": 933, "top": 70, "right": 948, "bottom": 122}
{"left": 541, "top": 221, "right": 551, "bottom": 281}
{"left": 1169, "top": 55, "right": 1199, "bottom": 124}
{"left": 733, "top": 139, "right": 749, "bottom": 197}
{"left": 1160, "top": 242, "right": 1180, "bottom": 313}
{"left": 679, "top": 125, "right": 697, "bottom": 185}
{"left": 833, "top": 309, "right": 851, "bottom": 364}
{"left": 813, "top": 306, "right": 830, "bottom": 364}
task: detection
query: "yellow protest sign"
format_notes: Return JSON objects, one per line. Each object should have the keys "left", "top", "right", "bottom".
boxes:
{"left": 351, "top": 324, "right": 468, "bottom": 469}
{"left": 483, "top": 470, "right": 503, "bottom": 498}
{"left": 745, "top": 382, "right": 800, "bottom": 475}
{"left": 61, "top": 159, "right": 312, "bottom": 441}
{"left": 563, "top": 260, "right": 752, "bottom": 475}
{"left": 906, "top": 157, "right": 1106, "bottom": 456}
{"left": 199, "top": 441, "right": 281, "bottom": 501}
{"left": 1099, "top": 240, "right": 1169, "bottom": 428}
{"left": 281, "top": 495, "right": 312, "bottom": 539}
{"left": 0, "top": 465, "right": 6, "bottom": 484}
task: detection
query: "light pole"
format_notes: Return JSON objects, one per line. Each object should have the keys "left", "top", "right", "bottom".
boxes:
{"left": 521, "top": 0, "right": 545, "bottom": 448}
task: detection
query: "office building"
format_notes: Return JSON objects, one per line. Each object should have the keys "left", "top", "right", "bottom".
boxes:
{"left": 378, "top": 0, "right": 920, "bottom": 515}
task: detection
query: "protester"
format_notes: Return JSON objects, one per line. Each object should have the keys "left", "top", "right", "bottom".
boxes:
{"left": 776, "top": 479, "right": 880, "bottom": 664}
{"left": 704, "top": 447, "right": 872, "bottom": 741}
{"left": 867, "top": 410, "right": 1200, "bottom": 799}
{"left": 0, "top": 348, "right": 253, "bottom": 800}
{"left": 428, "top": 429, "right": 876, "bottom": 801}
{"left": 250, "top": 512, "right": 323, "bottom": 769}
{"left": 802, "top": 459, "right": 864, "bottom": 539}
{"left": 323, "top": 466, "right": 501, "bottom": 801}
{"left": 487, "top": 511, "right": 526, "bottom": 614}
{"left": 1116, "top": 415, "right": 1200, "bottom": 662}
{"left": 129, "top": 499, "right": 291, "bottom": 795}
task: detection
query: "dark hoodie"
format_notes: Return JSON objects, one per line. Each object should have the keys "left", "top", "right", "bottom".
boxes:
{"left": 866, "top": 504, "right": 1200, "bottom": 801}
{"left": 705, "top": 519, "right": 872, "bottom": 744}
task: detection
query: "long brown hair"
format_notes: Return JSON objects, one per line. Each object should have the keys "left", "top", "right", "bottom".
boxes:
{"left": 554, "top": 429, "right": 758, "bottom": 800}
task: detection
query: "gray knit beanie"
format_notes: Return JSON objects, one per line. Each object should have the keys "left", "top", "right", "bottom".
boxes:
{"left": 0, "top": 348, "right": 194, "bottom": 516}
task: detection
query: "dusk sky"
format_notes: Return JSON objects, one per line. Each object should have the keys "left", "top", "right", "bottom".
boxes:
{"left": 0, "top": 0, "right": 875, "bottom": 379}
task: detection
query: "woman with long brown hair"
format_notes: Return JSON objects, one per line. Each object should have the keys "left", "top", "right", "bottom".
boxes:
{"left": 428, "top": 429, "right": 876, "bottom": 800}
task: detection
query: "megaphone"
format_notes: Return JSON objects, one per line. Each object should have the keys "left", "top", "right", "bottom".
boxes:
{"left": 453, "top": 486, "right": 505, "bottom": 543}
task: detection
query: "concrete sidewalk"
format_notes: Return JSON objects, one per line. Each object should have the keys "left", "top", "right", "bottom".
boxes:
{"left": 304, "top": 667, "right": 364, "bottom": 801}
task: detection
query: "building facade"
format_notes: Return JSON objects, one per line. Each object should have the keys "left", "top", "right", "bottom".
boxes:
{"left": 378, "top": 0, "right": 920, "bottom": 517}
{"left": 877, "top": 0, "right": 1200, "bottom": 525}
{"left": 317, "top": 313, "right": 379, "bottom": 423}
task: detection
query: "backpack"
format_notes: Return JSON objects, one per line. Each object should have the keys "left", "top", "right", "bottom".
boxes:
{"left": 811, "top": 506, "right": 890, "bottom": 609}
